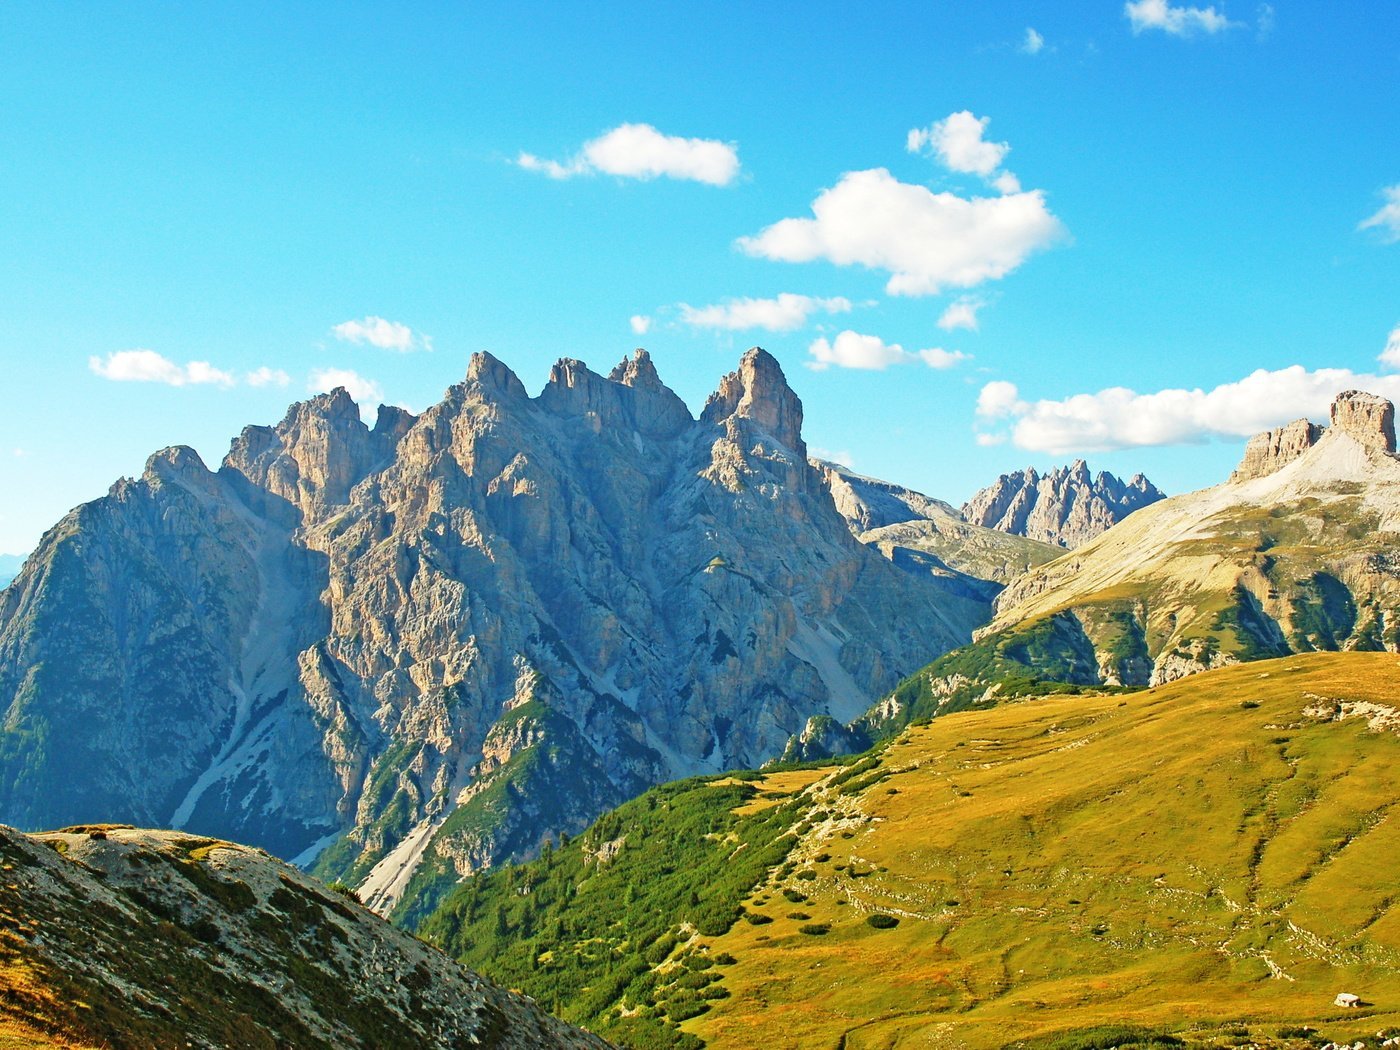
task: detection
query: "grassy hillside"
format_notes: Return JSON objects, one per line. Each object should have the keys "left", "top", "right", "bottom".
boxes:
{"left": 424, "top": 652, "right": 1400, "bottom": 1049}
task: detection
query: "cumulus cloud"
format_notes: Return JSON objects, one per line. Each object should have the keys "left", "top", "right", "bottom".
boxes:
{"left": 1359, "top": 185, "right": 1400, "bottom": 243}
{"left": 630, "top": 314, "right": 652, "bottom": 335}
{"left": 976, "top": 365, "right": 1400, "bottom": 454}
{"left": 937, "top": 297, "right": 986, "bottom": 332}
{"left": 1021, "top": 27, "right": 1046, "bottom": 54}
{"left": 332, "top": 316, "right": 430, "bottom": 352}
{"left": 1380, "top": 325, "right": 1400, "bottom": 368}
{"left": 907, "top": 111, "right": 1009, "bottom": 178}
{"left": 308, "top": 368, "right": 384, "bottom": 407}
{"left": 89, "top": 349, "right": 236, "bottom": 387}
{"left": 518, "top": 123, "right": 740, "bottom": 186}
{"left": 679, "top": 293, "right": 853, "bottom": 332}
{"left": 1125, "top": 0, "right": 1236, "bottom": 35}
{"left": 807, "top": 330, "right": 969, "bottom": 372}
{"left": 738, "top": 168, "right": 1064, "bottom": 297}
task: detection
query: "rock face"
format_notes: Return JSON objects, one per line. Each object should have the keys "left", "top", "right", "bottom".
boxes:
{"left": 0, "top": 824, "right": 611, "bottom": 1049}
{"left": 1230, "top": 418, "right": 1324, "bottom": 482}
{"left": 961, "top": 461, "right": 1165, "bottom": 549}
{"left": 0, "top": 347, "right": 979, "bottom": 919}
{"left": 976, "top": 390, "right": 1400, "bottom": 690}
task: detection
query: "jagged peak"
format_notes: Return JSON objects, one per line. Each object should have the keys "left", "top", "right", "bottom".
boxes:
{"left": 465, "top": 351, "right": 528, "bottom": 401}
{"left": 700, "top": 346, "right": 805, "bottom": 450}
{"left": 278, "top": 386, "right": 362, "bottom": 431}
{"left": 608, "top": 348, "right": 664, "bottom": 391}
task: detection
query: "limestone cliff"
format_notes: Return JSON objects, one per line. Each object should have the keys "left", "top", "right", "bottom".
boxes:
{"left": 0, "top": 347, "right": 985, "bottom": 918}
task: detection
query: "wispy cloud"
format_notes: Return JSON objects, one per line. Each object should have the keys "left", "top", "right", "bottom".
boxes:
{"left": 89, "top": 349, "right": 236, "bottom": 387}
{"left": 629, "top": 315, "right": 652, "bottom": 335}
{"left": 331, "top": 315, "right": 431, "bottom": 352}
{"left": 246, "top": 366, "right": 291, "bottom": 387}
{"left": 976, "top": 364, "right": 1400, "bottom": 453}
{"left": 679, "top": 293, "right": 853, "bottom": 332}
{"left": 807, "top": 330, "right": 969, "bottom": 372}
{"left": 937, "top": 297, "right": 986, "bottom": 332}
{"left": 809, "top": 446, "right": 855, "bottom": 468}
{"left": 518, "top": 123, "right": 740, "bottom": 186}
{"left": 1124, "top": 0, "right": 1236, "bottom": 36}
{"left": 1021, "top": 27, "right": 1046, "bottom": 54}
{"left": 1359, "top": 185, "right": 1400, "bottom": 243}
{"left": 1379, "top": 325, "right": 1400, "bottom": 368}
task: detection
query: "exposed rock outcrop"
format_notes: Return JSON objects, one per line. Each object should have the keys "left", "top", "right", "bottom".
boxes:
{"left": 0, "top": 824, "right": 610, "bottom": 1048}
{"left": 961, "top": 461, "right": 1165, "bottom": 549}
{"left": 0, "top": 347, "right": 987, "bottom": 919}
{"left": 1230, "top": 418, "right": 1324, "bottom": 482}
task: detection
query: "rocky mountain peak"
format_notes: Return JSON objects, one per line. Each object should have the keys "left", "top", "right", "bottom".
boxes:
{"left": 608, "top": 348, "right": 664, "bottom": 391}
{"left": 701, "top": 346, "right": 805, "bottom": 451}
{"left": 466, "top": 350, "right": 529, "bottom": 402}
{"left": 1331, "top": 389, "right": 1396, "bottom": 454}
{"left": 1231, "top": 391, "right": 1397, "bottom": 483}
{"left": 143, "top": 444, "right": 211, "bottom": 482}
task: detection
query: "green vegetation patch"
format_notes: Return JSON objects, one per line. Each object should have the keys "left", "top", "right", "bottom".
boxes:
{"left": 418, "top": 772, "right": 814, "bottom": 1049}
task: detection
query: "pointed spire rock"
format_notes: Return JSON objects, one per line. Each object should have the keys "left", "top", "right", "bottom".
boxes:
{"left": 701, "top": 347, "right": 806, "bottom": 451}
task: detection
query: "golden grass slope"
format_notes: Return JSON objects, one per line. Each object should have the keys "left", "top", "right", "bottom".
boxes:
{"left": 687, "top": 652, "right": 1400, "bottom": 1049}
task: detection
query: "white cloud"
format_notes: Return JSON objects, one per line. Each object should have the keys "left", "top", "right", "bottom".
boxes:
{"left": 809, "top": 446, "right": 855, "bottom": 468}
{"left": 11, "top": 448, "right": 28, "bottom": 458}
{"left": 630, "top": 314, "right": 652, "bottom": 335}
{"left": 738, "top": 168, "right": 1064, "bottom": 297}
{"left": 806, "top": 330, "right": 969, "bottom": 372}
{"left": 1021, "top": 27, "right": 1046, "bottom": 54}
{"left": 1125, "top": 0, "right": 1235, "bottom": 35}
{"left": 976, "top": 365, "right": 1400, "bottom": 454}
{"left": 907, "top": 111, "right": 1009, "bottom": 178}
{"left": 937, "top": 297, "right": 985, "bottom": 332}
{"left": 679, "top": 293, "right": 853, "bottom": 332}
{"left": 246, "top": 367, "right": 291, "bottom": 387}
{"left": 332, "top": 315, "right": 430, "bottom": 352}
{"left": 975, "top": 433, "right": 1006, "bottom": 447}
{"left": 1359, "top": 185, "right": 1400, "bottom": 243}
{"left": 89, "top": 349, "right": 236, "bottom": 387}
{"left": 308, "top": 367, "right": 384, "bottom": 406}
{"left": 1380, "top": 325, "right": 1400, "bottom": 368}
{"left": 518, "top": 123, "right": 740, "bottom": 186}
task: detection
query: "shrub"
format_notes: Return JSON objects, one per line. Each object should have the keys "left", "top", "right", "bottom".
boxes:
{"left": 799, "top": 923, "right": 830, "bottom": 936}
{"left": 745, "top": 913, "right": 773, "bottom": 926}
{"left": 865, "top": 913, "right": 899, "bottom": 929}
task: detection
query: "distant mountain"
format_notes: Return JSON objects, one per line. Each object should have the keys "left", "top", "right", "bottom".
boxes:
{"left": 422, "top": 652, "right": 1400, "bottom": 1049}
{"left": 0, "top": 347, "right": 990, "bottom": 923}
{"left": 0, "top": 823, "right": 609, "bottom": 1049}
{"left": 815, "top": 461, "right": 1061, "bottom": 595}
{"left": 962, "top": 460, "right": 1164, "bottom": 548}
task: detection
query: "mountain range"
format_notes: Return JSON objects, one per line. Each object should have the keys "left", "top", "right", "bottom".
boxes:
{"left": 962, "top": 460, "right": 1165, "bottom": 548}
{"left": 0, "top": 347, "right": 1022, "bottom": 922}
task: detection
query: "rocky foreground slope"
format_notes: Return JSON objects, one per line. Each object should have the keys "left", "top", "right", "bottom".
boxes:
{"left": 0, "top": 824, "right": 609, "bottom": 1049}
{"left": 0, "top": 347, "right": 985, "bottom": 920}
{"left": 962, "top": 460, "right": 1164, "bottom": 548}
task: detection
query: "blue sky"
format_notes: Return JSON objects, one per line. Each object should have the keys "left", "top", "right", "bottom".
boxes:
{"left": 1, "top": 1, "right": 1397, "bottom": 555}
